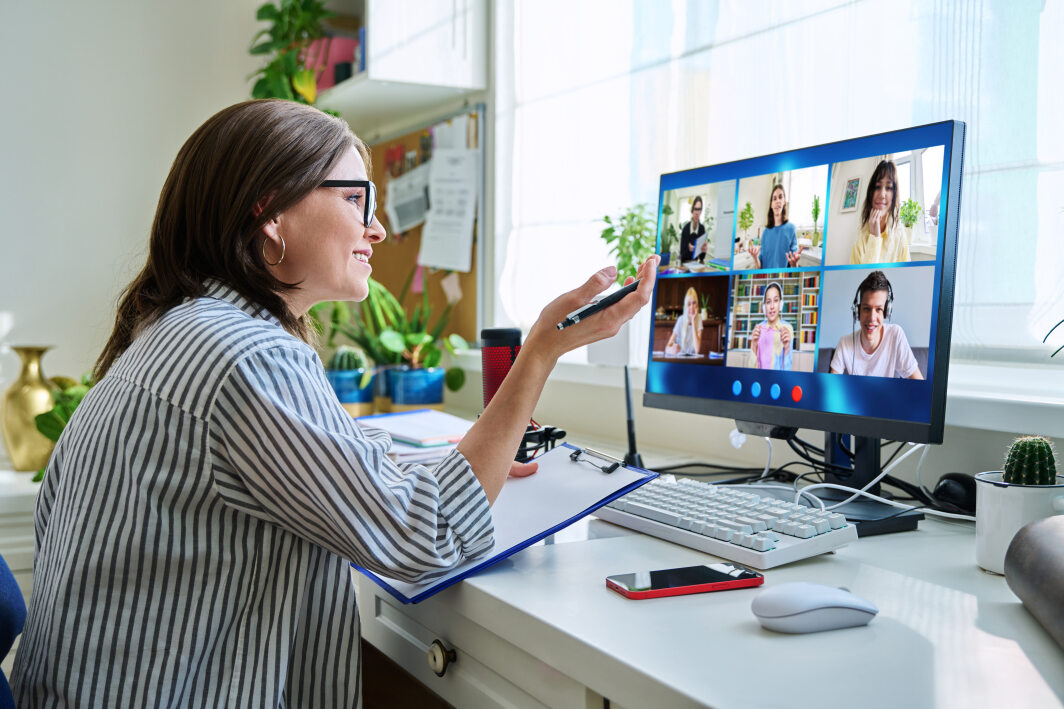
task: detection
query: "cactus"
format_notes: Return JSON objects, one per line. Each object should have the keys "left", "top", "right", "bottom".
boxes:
{"left": 1002, "top": 436, "right": 1058, "bottom": 485}
{"left": 327, "top": 346, "right": 368, "bottom": 372}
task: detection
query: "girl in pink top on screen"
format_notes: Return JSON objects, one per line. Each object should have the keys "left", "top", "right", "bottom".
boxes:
{"left": 750, "top": 282, "right": 792, "bottom": 370}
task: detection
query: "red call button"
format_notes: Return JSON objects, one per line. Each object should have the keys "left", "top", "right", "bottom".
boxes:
{"left": 791, "top": 386, "right": 803, "bottom": 402}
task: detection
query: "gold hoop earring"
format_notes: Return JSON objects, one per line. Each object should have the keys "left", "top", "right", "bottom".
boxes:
{"left": 263, "top": 235, "right": 285, "bottom": 266}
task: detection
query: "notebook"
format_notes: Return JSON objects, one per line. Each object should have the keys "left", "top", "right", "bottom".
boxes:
{"left": 356, "top": 409, "right": 474, "bottom": 447}
{"left": 354, "top": 443, "right": 656, "bottom": 603}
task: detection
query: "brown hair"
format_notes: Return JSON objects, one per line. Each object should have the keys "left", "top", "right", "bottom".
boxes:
{"left": 860, "top": 160, "right": 899, "bottom": 230}
{"left": 94, "top": 99, "right": 370, "bottom": 380}
{"left": 766, "top": 184, "right": 788, "bottom": 228}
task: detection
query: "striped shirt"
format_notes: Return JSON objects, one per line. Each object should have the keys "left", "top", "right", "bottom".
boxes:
{"left": 12, "top": 281, "right": 493, "bottom": 707}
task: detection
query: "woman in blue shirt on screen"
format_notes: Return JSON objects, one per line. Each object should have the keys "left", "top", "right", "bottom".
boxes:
{"left": 747, "top": 184, "right": 802, "bottom": 269}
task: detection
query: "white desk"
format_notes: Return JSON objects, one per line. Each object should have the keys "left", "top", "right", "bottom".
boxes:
{"left": 356, "top": 516, "right": 1064, "bottom": 708}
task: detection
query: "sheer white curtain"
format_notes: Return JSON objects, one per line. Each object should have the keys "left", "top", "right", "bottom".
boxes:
{"left": 493, "top": 0, "right": 1064, "bottom": 372}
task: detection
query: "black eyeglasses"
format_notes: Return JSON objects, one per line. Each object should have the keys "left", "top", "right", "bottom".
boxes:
{"left": 321, "top": 179, "right": 377, "bottom": 226}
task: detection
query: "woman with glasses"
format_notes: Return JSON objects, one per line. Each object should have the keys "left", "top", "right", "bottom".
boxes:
{"left": 679, "top": 195, "right": 707, "bottom": 262}
{"left": 12, "top": 99, "right": 658, "bottom": 708}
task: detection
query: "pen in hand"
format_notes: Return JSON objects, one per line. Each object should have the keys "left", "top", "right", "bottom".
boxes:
{"left": 556, "top": 279, "right": 642, "bottom": 330}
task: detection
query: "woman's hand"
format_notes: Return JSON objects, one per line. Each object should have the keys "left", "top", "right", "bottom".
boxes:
{"left": 523, "top": 256, "right": 659, "bottom": 366}
{"left": 509, "top": 460, "right": 538, "bottom": 478}
{"left": 869, "top": 208, "right": 887, "bottom": 236}
{"left": 785, "top": 247, "right": 803, "bottom": 266}
{"left": 780, "top": 326, "right": 792, "bottom": 347}
{"left": 751, "top": 323, "right": 762, "bottom": 343}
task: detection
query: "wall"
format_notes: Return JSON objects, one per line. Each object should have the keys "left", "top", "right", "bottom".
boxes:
{"left": 0, "top": 0, "right": 263, "bottom": 405}
{"left": 825, "top": 156, "right": 881, "bottom": 264}
{"left": 734, "top": 172, "right": 775, "bottom": 241}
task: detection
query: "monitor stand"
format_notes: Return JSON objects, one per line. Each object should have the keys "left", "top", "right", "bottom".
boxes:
{"left": 822, "top": 433, "right": 923, "bottom": 536}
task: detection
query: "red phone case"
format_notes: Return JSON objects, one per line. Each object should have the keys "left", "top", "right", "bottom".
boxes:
{"left": 606, "top": 573, "right": 763, "bottom": 600}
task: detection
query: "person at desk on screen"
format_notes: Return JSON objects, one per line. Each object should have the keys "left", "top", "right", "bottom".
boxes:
{"left": 830, "top": 270, "right": 922, "bottom": 379}
{"left": 850, "top": 160, "right": 911, "bottom": 265}
{"left": 747, "top": 184, "right": 801, "bottom": 269}
{"left": 750, "top": 282, "right": 793, "bottom": 370}
{"left": 665, "top": 287, "right": 704, "bottom": 355}
{"left": 679, "top": 196, "right": 708, "bottom": 262}
{"left": 10, "top": 99, "right": 659, "bottom": 709}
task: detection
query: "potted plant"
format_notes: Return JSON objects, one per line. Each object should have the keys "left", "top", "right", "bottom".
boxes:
{"left": 899, "top": 198, "right": 922, "bottom": 244}
{"left": 325, "top": 345, "right": 374, "bottom": 417}
{"left": 738, "top": 201, "right": 755, "bottom": 249}
{"left": 975, "top": 435, "right": 1064, "bottom": 574}
{"left": 698, "top": 293, "right": 713, "bottom": 322}
{"left": 249, "top": 0, "right": 334, "bottom": 106}
{"left": 331, "top": 269, "right": 469, "bottom": 412}
{"left": 811, "top": 194, "right": 822, "bottom": 247}
{"left": 600, "top": 204, "right": 656, "bottom": 285}
{"left": 658, "top": 205, "right": 679, "bottom": 267}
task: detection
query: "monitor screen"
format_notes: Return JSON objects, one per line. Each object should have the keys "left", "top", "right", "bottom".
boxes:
{"left": 644, "top": 121, "right": 965, "bottom": 444}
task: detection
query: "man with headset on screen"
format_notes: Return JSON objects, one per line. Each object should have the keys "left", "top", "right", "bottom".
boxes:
{"left": 829, "top": 270, "right": 923, "bottom": 379}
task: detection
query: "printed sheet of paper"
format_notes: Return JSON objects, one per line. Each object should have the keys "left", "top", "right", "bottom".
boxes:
{"left": 384, "top": 162, "right": 430, "bottom": 233}
{"left": 418, "top": 149, "right": 478, "bottom": 272}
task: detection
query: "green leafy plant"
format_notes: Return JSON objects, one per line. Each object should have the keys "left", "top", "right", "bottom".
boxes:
{"left": 601, "top": 204, "right": 656, "bottom": 285}
{"left": 32, "top": 374, "right": 95, "bottom": 482}
{"left": 250, "top": 0, "right": 334, "bottom": 106}
{"left": 659, "top": 204, "right": 679, "bottom": 259}
{"left": 811, "top": 194, "right": 822, "bottom": 246}
{"left": 331, "top": 269, "right": 470, "bottom": 391}
{"left": 738, "top": 201, "right": 755, "bottom": 242}
{"left": 899, "top": 198, "right": 922, "bottom": 229}
{"left": 1002, "top": 436, "right": 1058, "bottom": 485}
{"left": 698, "top": 293, "right": 713, "bottom": 317}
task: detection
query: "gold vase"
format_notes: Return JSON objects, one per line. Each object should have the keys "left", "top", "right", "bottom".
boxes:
{"left": 2, "top": 346, "right": 56, "bottom": 471}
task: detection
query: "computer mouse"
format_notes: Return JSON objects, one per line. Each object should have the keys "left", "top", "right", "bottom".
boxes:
{"left": 933, "top": 472, "right": 976, "bottom": 515}
{"left": 750, "top": 582, "right": 878, "bottom": 634}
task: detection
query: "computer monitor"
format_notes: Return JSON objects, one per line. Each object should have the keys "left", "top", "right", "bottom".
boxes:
{"left": 644, "top": 121, "right": 965, "bottom": 531}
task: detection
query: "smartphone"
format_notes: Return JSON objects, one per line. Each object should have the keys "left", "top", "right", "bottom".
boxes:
{"left": 606, "top": 563, "right": 764, "bottom": 600}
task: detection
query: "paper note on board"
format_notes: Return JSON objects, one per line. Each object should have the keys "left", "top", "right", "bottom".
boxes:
{"left": 418, "top": 149, "right": 478, "bottom": 272}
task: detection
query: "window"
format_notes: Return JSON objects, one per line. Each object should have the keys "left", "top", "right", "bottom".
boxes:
{"left": 493, "top": 0, "right": 1064, "bottom": 375}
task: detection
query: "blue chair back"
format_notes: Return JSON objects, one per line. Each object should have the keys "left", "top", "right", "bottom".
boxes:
{"left": 0, "top": 554, "right": 26, "bottom": 709}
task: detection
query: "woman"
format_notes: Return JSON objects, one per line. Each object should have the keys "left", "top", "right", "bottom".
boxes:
{"left": 748, "top": 184, "right": 800, "bottom": 269}
{"left": 679, "top": 196, "right": 707, "bottom": 262}
{"left": 749, "top": 282, "right": 793, "bottom": 370}
{"left": 665, "top": 287, "right": 703, "bottom": 355}
{"left": 850, "top": 160, "right": 911, "bottom": 264}
{"left": 11, "top": 100, "right": 657, "bottom": 707}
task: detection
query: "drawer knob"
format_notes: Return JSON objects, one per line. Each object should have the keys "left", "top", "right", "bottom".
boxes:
{"left": 427, "top": 639, "right": 457, "bottom": 677}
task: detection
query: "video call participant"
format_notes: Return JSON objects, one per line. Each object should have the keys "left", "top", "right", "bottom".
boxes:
{"left": 830, "top": 270, "right": 923, "bottom": 379}
{"left": 679, "top": 196, "right": 708, "bottom": 262}
{"left": 748, "top": 184, "right": 801, "bottom": 269}
{"left": 750, "top": 282, "right": 793, "bottom": 370}
{"left": 665, "top": 286, "right": 704, "bottom": 355}
{"left": 850, "top": 160, "right": 911, "bottom": 264}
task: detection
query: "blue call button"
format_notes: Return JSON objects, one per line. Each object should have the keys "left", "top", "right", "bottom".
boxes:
{"left": 732, "top": 380, "right": 742, "bottom": 396}
{"left": 770, "top": 383, "right": 781, "bottom": 400}
{"left": 751, "top": 382, "right": 762, "bottom": 398}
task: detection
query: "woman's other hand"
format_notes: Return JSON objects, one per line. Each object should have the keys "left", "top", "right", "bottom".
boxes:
{"left": 780, "top": 326, "right": 792, "bottom": 347}
{"left": 785, "top": 246, "right": 803, "bottom": 266}
{"left": 509, "top": 460, "right": 538, "bottom": 478}
{"left": 523, "top": 256, "right": 658, "bottom": 365}
{"left": 750, "top": 323, "right": 762, "bottom": 343}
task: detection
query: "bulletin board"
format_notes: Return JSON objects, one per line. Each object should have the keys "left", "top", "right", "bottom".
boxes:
{"left": 365, "top": 110, "right": 482, "bottom": 344}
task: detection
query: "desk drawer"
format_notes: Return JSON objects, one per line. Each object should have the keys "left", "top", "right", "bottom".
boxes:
{"left": 354, "top": 572, "right": 599, "bottom": 709}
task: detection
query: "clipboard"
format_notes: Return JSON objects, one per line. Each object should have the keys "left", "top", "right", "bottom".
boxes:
{"left": 354, "top": 443, "right": 657, "bottom": 604}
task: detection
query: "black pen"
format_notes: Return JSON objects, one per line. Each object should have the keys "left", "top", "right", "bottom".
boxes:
{"left": 556, "top": 279, "right": 641, "bottom": 330}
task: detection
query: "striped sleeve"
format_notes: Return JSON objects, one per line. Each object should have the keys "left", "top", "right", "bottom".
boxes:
{"left": 208, "top": 343, "right": 494, "bottom": 583}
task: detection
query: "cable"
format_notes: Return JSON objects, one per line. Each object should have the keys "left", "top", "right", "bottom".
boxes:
{"left": 759, "top": 437, "right": 773, "bottom": 479}
{"left": 800, "top": 442, "right": 926, "bottom": 511}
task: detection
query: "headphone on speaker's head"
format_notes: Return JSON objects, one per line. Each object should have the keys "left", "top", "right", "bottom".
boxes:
{"left": 851, "top": 272, "right": 894, "bottom": 322}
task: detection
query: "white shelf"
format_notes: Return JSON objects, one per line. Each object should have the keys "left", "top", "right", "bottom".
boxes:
{"left": 318, "top": 74, "right": 483, "bottom": 141}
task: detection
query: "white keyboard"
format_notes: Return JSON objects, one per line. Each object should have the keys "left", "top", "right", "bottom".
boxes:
{"left": 595, "top": 476, "right": 858, "bottom": 569}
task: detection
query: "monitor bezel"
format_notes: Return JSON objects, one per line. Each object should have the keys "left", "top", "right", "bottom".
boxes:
{"left": 642, "top": 120, "right": 965, "bottom": 445}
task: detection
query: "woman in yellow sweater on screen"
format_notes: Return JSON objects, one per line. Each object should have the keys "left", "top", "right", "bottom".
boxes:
{"left": 850, "top": 160, "right": 910, "bottom": 265}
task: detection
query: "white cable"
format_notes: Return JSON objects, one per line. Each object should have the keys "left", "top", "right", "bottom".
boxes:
{"left": 799, "top": 442, "right": 925, "bottom": 511}
{"left": 792, "top": 482, "right": 975, "bottom": 521}
{"left": 914, "top": 443, "right": 934, "bottom": 498}
{"left": 758, "top": 437, "right": 773, "bottom": 480}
